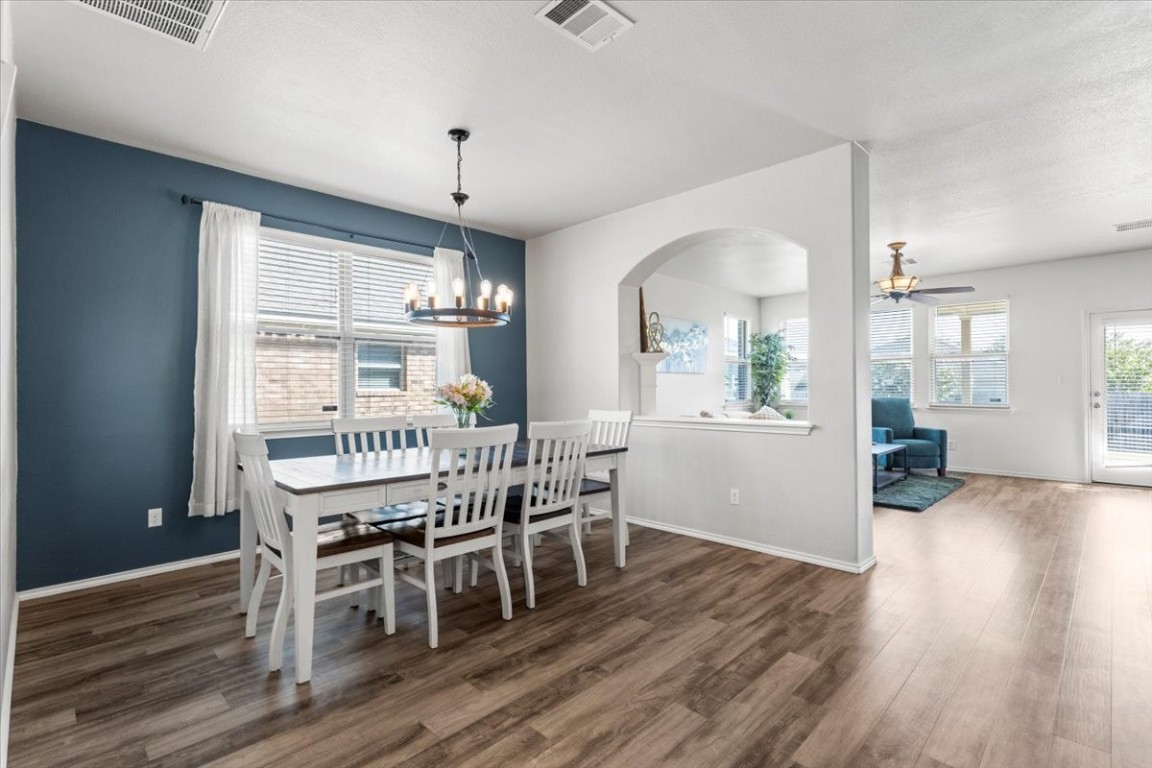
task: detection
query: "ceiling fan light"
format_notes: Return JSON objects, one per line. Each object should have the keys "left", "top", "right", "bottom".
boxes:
{"left": 876, "top": 274, "right": 919, "bottom": 293}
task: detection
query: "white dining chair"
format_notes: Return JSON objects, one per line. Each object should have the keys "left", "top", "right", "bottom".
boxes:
{"left": 369, "top": 423, "right": 518, "bottom": 648}
{"left": 333, "top": 415, "right": 410, "bottom": 455}
{"left": 234, "top": 430, "right": 396, "bottom": 672}
{"left": 581, "top": 409, "right": 632, "bottom": 537}
{"left": 412, "top": 413, "right": 457, "bottom": 448}
{"left": 501, "top": 419, "right": 591, "bottom": 609}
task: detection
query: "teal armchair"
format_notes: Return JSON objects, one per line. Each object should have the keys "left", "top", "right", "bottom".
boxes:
{"left": 871, "top": 397, "right": 948, "bottom": 476}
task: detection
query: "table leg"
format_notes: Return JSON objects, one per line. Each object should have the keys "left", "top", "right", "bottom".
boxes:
{"left": 291, "top": 496, "right": 319, "bottom": 685}
{"left": 873, "top": 457, "right": 879, "bottom": 493}
{"left": 239, "top": 487, "right": 256, "bottom": 613}
{"left": 610, "top": 454, "right": 627, "bottom": 568}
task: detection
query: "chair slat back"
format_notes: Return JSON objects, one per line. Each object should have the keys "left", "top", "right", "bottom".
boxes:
{"left": 412, "top": 413, "right": 457, "bottom": 448}
{"left": 523, "top": 420, "right": 591, "bottom": 519}
{"left": 588, "top": 409, "right": 632, "bottom": 448}
{"left": 233, "top": 431, "right": 290, "bottom": 556}
{"left": 332, "top": 416, "right": 409, "bottom": 456}
{"left": 426, "top": 424, "right": 518, "bottom": 543}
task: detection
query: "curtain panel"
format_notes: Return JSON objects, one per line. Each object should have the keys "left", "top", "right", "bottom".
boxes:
{"left": 188, "top": 202, "right": 261, "bottom": 517}
{"left": 433, "top": 247, "right": 472, "bottom": 383}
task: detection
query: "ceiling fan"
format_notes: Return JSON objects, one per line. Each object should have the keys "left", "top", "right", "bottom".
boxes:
{"left": 872, "top": 242, "right": 974, "bottom": 305}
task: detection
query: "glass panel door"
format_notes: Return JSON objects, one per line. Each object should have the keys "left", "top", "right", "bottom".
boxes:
{"left": 1091, "top": 310, "right": 1152, "bottom": 486}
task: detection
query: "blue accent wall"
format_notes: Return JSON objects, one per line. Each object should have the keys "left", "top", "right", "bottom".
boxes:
{"left": 15, "top": 121, "right": 527, "bottom": 589}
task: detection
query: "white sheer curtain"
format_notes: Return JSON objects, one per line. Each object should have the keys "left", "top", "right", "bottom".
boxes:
{"left": 433, "top": 247, "right": 472, "bottom": 383}
{"left": 188, "top": 202, "right": 261, "bottom": 517}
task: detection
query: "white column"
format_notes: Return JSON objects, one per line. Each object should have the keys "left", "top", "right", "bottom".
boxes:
{"left": 631, "top": 352, "right": 668, "bottom": 416}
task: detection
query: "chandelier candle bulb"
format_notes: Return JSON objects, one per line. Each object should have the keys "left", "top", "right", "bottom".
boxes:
{"left": 480, "top": 279, "right": 492, "bottom": 299}
{"left": 477, "top": 296, "right": 489, "bottom": 310}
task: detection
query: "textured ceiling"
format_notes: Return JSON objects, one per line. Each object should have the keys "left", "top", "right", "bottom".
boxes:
{"left": 9, "top": 0, "right": 1152, "bottom": 279}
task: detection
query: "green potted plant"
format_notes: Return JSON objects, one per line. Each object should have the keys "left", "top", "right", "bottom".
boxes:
{"left": 749, "top": 331, "right": 792, "bottom": 409}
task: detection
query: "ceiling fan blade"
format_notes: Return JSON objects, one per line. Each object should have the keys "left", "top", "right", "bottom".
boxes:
{"left": 871, "top": 296, "right": 890, "bottom": 305}
{"left": 914, "top": 286, "right": 975, "bottom": 295}
{"left": 905, "top": 292, "right": 940, "bottom": 306}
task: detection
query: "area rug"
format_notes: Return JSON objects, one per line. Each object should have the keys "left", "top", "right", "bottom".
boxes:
{"left": 873, "top": 474, "right": 966, "bottom": 512}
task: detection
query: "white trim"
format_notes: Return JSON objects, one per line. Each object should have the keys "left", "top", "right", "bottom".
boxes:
{"left": 633, "top": 415, "right": 813, "bottom": 434}
{"left": 1, "top": 598, "right": 15, "bottom": 768}
{"left": 17, "top": 549, "right": 244, "bottom": 602}
{"left": 628, "top": 516, "right": 876, "bottom": 574}
{"left": 947, "top": 465, "right": 1084, "bottom": 484}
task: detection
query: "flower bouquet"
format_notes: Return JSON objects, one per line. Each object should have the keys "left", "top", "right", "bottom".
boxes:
{"left": 434, "top": 374, "right": 495, "bottom": 428}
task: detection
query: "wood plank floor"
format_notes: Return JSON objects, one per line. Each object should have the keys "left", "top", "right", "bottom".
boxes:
{"left": 8, "top": 473, "right": 1152, "bottom": 768}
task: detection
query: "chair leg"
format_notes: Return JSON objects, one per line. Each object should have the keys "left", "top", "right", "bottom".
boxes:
{"left": 493, "top": 544, "right": 512, "bottom": 621}
{"left": 268, "top": 575, "right": 293, "bottom": 672}
{"left": 581, "top": 502, "right": 591, "bottom": 535}
{"left": 453, "top": 555, "right": 464, "bottom": 594}
{"left": 348, "top": 563, "right": 361, "bottom": 609}
{"left": 379, "top": 551, "right": 395, "bottom": 635}
{"left": 521, "top": 527, "right": 536, "bottom": 610}
{"left": 245, "top": 557, "right": 272, "bottom": 638}
{"left": 938, "top": 468, "right": 946, "bottom": 477}
{"left": 470, "top": 556, "right": 479, "bottom": 588}
{"left": 424, "top": 557, "right": 439, "bottom": 649}
{"left": 570, "top": 519, "right": 587, "bottom": 587}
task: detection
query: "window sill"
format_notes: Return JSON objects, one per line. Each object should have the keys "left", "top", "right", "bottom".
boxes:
{"left": 924, "top": 404, "right": 1011, "bottom": 412}
{"left": 634, "top": 415, "right": 813, "bottom": 435}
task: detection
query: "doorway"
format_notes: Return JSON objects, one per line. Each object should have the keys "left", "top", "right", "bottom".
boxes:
{"left": 1090, "top": 310, "right": 1152, "bottom": 487}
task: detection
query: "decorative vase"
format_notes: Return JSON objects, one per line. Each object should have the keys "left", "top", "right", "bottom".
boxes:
{"left": 454, "top": 410, "right": 473, "bottom": 428}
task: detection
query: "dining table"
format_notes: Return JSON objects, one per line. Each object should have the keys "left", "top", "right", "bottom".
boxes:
{"left": 238, "top": 439, "right": 628, "bottom": 683}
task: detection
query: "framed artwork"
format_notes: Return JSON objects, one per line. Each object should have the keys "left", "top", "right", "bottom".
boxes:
{"left": 656, "top": 317, "right": 709, "bottom": 374}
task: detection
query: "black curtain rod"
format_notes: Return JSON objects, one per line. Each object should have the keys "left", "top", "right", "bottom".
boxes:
{"left": 180, "top": 195, "right": 440, "bottom": 253}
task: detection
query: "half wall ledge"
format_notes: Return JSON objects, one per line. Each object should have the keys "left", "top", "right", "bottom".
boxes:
{"left": 633, "top": 416, "right": 813, "bottom": 435}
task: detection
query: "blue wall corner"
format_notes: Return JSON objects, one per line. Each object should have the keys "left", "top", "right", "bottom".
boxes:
{"left": 14, "top": 121, "right": 527, "bottom": 589}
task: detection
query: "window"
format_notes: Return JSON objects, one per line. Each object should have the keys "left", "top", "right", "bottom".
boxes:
{"left": 724, "top": 315, "right": 750, "bottom": 403}
{"left": 255, "top": 231, "right": 437, "bottom": 428}
{"left": 931, "top": 300, "right": 1009, "bottom": 407}
{"left": 781, "top": 318, "right": 809, "bottom": 402}
{"left": 870, "top": 308, "right": 913, "bottom": 400}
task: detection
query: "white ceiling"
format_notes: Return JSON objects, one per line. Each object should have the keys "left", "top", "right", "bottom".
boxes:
{"left": 656, "top": 231, "right": 807, "bottom": 298}
{"left": 10, "top": 0, "right": 1152, "bottom": 281}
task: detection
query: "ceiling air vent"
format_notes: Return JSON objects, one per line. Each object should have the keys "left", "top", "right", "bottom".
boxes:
{"left": 536, "top": 0, "right": 634, "bottom": 52}
{"left": 72, "top": 0, "right": 228, "bottom": 51}
{"left": 1115, "top": 218, "right": 1152, "bottom": 233}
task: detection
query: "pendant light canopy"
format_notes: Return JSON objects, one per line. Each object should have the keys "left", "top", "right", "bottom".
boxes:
{"left": 404, "top": 129, "right": 512, "bottom": 328}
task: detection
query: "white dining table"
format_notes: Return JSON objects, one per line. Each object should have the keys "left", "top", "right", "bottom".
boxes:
{"left": 237, "top": 441, "right": 628, "bottom": 683}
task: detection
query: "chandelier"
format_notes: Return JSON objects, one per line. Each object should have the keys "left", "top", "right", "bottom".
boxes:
{"left": 404, "top": 129, "right": 512, "bottom": 328}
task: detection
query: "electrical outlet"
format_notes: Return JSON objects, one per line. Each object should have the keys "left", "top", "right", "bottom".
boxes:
{"left": 948, "top": 440, "right": 957, "bottom": 451}
{"left": 729, "top": 488, "right": 740, "bottom": 505}
{"left": 148, "top": 507, "right": 163, "bottom": 528}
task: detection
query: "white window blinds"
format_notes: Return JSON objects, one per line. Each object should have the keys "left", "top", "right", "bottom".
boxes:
{"left": 724, "top": 316, "right": 750, "bottom": 403}
{"left": 871, "top": 308, "right": 913, "bottom": 400}
{"left": 782, "top": 318, "right": 809, "bottom": 402}
{"left": 931, "top": 300, "right": 1009, "bottom": 407}
{"left": 255, "top": 232, "right": 437, "bottom": 428}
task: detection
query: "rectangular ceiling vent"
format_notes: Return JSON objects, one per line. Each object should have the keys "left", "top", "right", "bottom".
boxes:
{"left": 72, "top": 0, "right": 228, "bottom": 51}
{"left": 536, "top": 0, "right": 634, "bottom": 52}
{"left": 1115, "top": 218, "right": 1152, "bottom": 233}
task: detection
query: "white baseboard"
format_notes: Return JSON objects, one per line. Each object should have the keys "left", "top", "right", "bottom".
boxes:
{"left": 628, "top": 517, "right": 877, "bottom": 574}
{"left": 1, "top": 598, "right": 16, "bottom": 768}
{"left": 17, "top": 549, "right": 243, "bottom": 602}
{"left": 947, "top": 465, "right": 1084, "bottom": 484}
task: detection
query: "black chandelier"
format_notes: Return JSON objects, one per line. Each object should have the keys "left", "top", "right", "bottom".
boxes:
{"left": 404, "top": 129, "right": 512, "bottom": 328}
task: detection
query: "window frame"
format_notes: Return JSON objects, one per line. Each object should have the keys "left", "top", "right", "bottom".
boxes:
{"left": 929, "top": 299, "right": 1010, "bottom": 409}
{"left": 255, "top": 228, "right": 436, "bottom": 433}
{"left": 869, "top": 307, "right": 914, "bottom": 403}
{"left": 723, "top": 314, "right": 751, "bottom": 406}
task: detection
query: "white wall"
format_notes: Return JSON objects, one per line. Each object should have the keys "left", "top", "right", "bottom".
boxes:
{"left": 761, "top": 249, "right": 1152, "bottom": 482}
{"left": 527, "top": 143, "right": 875, "bottom": 572}
{"left": 641, "top": 273, "right": 759, "bottom": 416}
{"left": 0, "top": 0, "right": 17, "bottom": 758}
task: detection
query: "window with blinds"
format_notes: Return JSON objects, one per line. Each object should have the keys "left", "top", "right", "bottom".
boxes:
{"left": 871, "top": 308, "right": 913, "bottom": 400}
{"left": 931, "top": 300, "right": 1009, "bottom": 407}
{"left": 724, "top": 315, "right": 750, "bottom": 403}
{"left": 255, "top": 231, "right": 437, "bottom": 428}
{"left": 781, "top": 318, "right": 809, "bottom": 402}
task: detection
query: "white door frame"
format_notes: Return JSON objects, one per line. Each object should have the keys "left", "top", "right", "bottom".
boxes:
{"left": 1088, "top": 309, "right": 1152, "bottom": 487}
